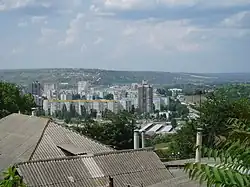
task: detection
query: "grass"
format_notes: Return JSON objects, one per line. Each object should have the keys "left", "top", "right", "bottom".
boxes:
{"left": 155, "top": 143, "right": 169, "bottom": 149}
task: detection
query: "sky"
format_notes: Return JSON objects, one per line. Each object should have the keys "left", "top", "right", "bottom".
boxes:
{"left": 0, "top": 0, "right": 250, "bottom": 73}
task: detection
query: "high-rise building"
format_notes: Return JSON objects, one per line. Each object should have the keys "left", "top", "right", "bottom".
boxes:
{"left": 29, "top": 81, "right": 41, "bottom": 96}
{"left": 138, "top": 80, "right": 153, "bottom": 114}
{"left": 77, "top": 81, "right": 89, "bottom": 95}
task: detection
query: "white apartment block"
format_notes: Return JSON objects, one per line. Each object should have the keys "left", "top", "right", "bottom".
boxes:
{"left": 153, "top": 97, "right": 161, "bottom": 111}
{"left": 120, "top": 99, "right": 132, "bottom": 112}
{"left": 77, "top": 81, "right": 89, "bottom": 95}
{"left": 43, "top": 100, "right": 121, "bottom": 116}
{"left": 60, "top": 92, "right": 73, "bottom": 100}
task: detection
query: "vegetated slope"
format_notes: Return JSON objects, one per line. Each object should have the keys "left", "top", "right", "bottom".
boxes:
{"left": 1, "top": 68, "right": 248, "bottom": 85}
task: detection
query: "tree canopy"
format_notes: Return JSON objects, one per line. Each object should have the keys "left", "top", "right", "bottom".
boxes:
{"left": 71, "top": 110, "right": 136, "bottom": 149}
{"left": 183, "top": 84, "right": 250, "bottom": 186}
{"left": 0, "top": 82, "right": 36, "bottom": 118}
{"left": 103, "top": 93, "right": 114, "bottom": 100}
{"left": 0, "top": 166, "right": 26, "bottom": 187}
{"left": 185, "top": 118, "right": 250, "bottom": 187}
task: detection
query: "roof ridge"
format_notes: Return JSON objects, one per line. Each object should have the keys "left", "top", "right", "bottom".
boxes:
{"left": 93, "top": 147, "right": 154, "bottom": 156}
{"left": 16, "top": 148, "right": 155, "bottom": 166}
{"left": 53, "top": 121, "right": 115, "bottom": 151}
{"left": 28, "top": 118, "right": 52, "bottom": 161}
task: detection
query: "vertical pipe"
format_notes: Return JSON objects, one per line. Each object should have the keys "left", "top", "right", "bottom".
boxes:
{"left": 109, "top": 176, "right": 114, "bottom": 187}
{"left": 141, "top": 130, "right": 145, "bottom": 148}
{"left": 134, "top": 130, "right": 139, "bottom": 149}
{"left": 195, "top": 128, "right": 203, "bottom": 163}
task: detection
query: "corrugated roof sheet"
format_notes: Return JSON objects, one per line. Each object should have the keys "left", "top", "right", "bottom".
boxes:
{"left": 147, "top": 124, "right": 163, "bottom": 133}
{"left": 0, "top": 113, "right": 114, "bottom": 175}
{"left": 17, "top": 149, "right": 173, "bottom": 187}
{"left": 0, "top": 113, "right": 49, "bottom": 174}
{"left": 31, "top": 122, "right": 114, "bottom": 160}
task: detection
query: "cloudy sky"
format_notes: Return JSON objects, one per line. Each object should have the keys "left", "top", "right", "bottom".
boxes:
{"left": 0, "top": 0, "right": 250, "bottom": 72}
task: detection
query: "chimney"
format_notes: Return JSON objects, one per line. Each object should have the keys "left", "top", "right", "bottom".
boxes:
{"left": 141, "top": 130, "right": 145, "bottom": 148}
{"left": 195, "top": 128, "right": 203, "bottom": 163}
{"left": 134, "top": 130, "right": 139, "bottom": 149}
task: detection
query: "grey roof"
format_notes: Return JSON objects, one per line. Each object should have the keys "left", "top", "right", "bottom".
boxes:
{"left": 0, "top": 114, "right": 114, "bottom": 175}
{"left": 31, "top": 122, "right": 114, "bottom": 160}
{"left": 0, "top": 113, "right": 49, "bottom": 174}
{"left": 17, "top": 149, "right": 173, "bottom": 187}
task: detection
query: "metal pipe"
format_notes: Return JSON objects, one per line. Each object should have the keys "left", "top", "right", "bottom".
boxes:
{"left": 109, "top": 176, "right": 114, "bottom": 187}
{"left": 195, "top": 128, "right": 203, "bottom": 163}
{"left": 134, "top": 130, "right": 139, "bottom": 149}
{"left": 141, "top": 130, "right": 145, "bottom": 148}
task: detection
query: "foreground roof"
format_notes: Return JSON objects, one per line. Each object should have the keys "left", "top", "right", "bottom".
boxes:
{"left": 0, "top": 114, "right": 49, "bottom": 173}
{"left": 17, "top": 149, "right": 173, "bottom": 187}
{"left": 31, "top": 121, "right": 114, "bottom": 160}
{"left": 0, "top": 114, "right": 114, "bottom": 174}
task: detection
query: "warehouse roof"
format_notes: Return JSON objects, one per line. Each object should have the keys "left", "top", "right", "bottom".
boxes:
{"left": 0, "top": 114, "right": 114, "bottom": 175}
{"left": 17, "top": 148, "right": 173, "bottom": 187}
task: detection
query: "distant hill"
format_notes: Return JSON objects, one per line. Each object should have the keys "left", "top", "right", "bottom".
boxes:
{"left": 0, "top": 68, "right": 250, "bottom": 86}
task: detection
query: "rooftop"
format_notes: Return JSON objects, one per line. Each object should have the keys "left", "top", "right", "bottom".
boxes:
{"left": 0, "top": 113, "right": 113, "bottom": 174}
{"left": 16, "top": 148, "right": 173, "bottom": 187}
{"left": 0, "top": 114, "right": 49, "bottom": 173}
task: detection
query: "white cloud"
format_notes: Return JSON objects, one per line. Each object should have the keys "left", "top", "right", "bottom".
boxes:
{"left": 221, "top": 11, "right": 250, "bottom": 28}
{"left": 121, "top": 19, "right": 202, "bottom": 52}
{"left": 0, "top": 0, "right": 34, "bottom": 11}
{"left": 99, "top": 0, "right": 250, "bottom": 10}
{"left": 159, "top": 0, "right": 197, "bottom": 7}
{"left": 80, "top": 43, "right": 87, "bottom": 52}
{"left": 103, "top": 0, "right": 153, "bottom": 10}
{"left": 93, "top": 37, "right": 103, "bottom": 45}
{"left": 11, "top": 47, "right": 24, "bottom": 54}
{"left": 122, "top": 26, "right": 137, "bottom": 36}
{"left": 31, "top": 16, "right": 47, "bottom": 24}
{"left": 17, "top": 21, "right": 28, "bottom": 27}
{"left": 38, "top": 28, "right": 58, "bottom": 44}
{"left": 58, "top": 13, "right": 84, "bottom": 46}
{"left": 1, "top": 0, "right": 250, "bottom": 72}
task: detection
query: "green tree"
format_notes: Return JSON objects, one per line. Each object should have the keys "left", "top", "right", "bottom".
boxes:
{"left": 131, "top": 105, "right": 135, "bottom": 114}
{"left": 200, "top": 95, "right": 250, "bottom": 148}
{"left": 104, "top": 93, "right": 114, "bottom": 100}
{"left": 80, "top": 105, "right": 87, "bottom": 119}
{"left": 0, "top": 82, "right": 36, "bottom": 118}
{"left": 168, "top": 120, "right": 197, "bottom": 159}
{"left": 71, "top": 110, "right": 136, "bottom": 149}
{"left": 185, "top": 118, "right": 250, "bottom": 187}
{"left": 69, "top": 103, "right": 77, "bottom": 118}
{"left": 0, "top": 166, "right": 26, "bottom": 187}
{"left": 171, "top": 118, "right": 177, "bottom": 128}
{"left": 61, "top": 104, "right": 67, "bottom": 119}
{"left": 90, "top": 109, "right": 97, "bottom": 118}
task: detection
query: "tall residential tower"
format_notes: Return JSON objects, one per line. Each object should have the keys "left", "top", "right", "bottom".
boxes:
{"left": 29, "top": 81, "right": 41, "bottom": 96}
{"left": 138, "top": 80, "right": 153, "bottom": 114}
